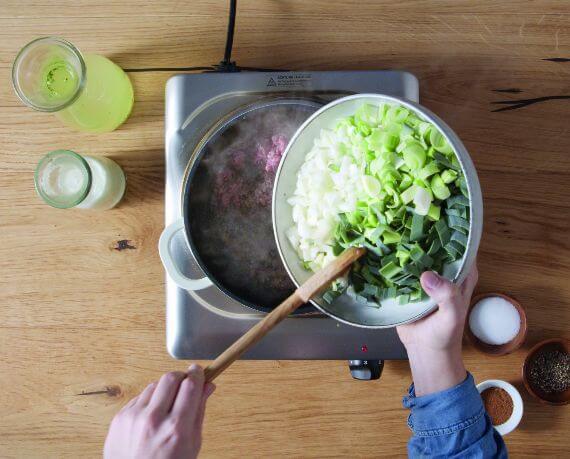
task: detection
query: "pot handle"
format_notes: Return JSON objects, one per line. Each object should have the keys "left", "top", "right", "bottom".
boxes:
{"left": 159, "top": 219, "right": 213, "bottom": 291}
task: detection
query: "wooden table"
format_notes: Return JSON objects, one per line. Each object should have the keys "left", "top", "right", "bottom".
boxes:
{"left": 1, "top": 1, "right": 569, "bottom": 457}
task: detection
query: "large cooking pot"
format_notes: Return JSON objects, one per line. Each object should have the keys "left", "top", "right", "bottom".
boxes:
{"left": 159, "top": 97, "right": 323, "bottom": 315}
{"left": 272, "top": 94, "right": 483, "bottom": 328}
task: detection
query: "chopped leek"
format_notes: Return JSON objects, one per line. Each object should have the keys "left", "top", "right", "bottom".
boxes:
{"left": 418, "top": 161, "right": 440, "bottom": 180}
{"left": 427, "top": 204, "right": 441, "bottom": 221}
{"left": 441, "top": 169, "right": 458, "bottom": 184}
{"left": 431, "top": 174, "right": 451, "bottom": 200}
{"left": 380, "top": 261, "right": 402, "bottom": 279}
{"left": 428, "top": 129, "right": 453, "bottom": 155}
{"left": 413, "top": 186, "right": 432, "bottom": 216}
{"left": 410, "top": 213, "right": 424, "bottom": 241}
{"left": 287, "top": 102, "right": 470, "bottom": 306}
{"left": 403, "top": 142, "right": 427, "bottom": 170}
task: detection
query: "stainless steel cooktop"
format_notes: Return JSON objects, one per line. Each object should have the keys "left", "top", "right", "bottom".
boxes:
{"left": 164, "top": 71, "right": 419, "bottom": 374}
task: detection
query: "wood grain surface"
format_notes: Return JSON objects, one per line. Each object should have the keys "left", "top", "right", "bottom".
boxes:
{"left": 0, "top": 1, "right": 569, "bottom": 457}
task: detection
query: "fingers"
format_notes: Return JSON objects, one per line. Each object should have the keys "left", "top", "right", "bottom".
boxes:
{"left": 195, "top": 383, "right": 216, "bottom": 434}
{"left": 134, "top": 382, "right": 157, "bottom": 407}
{"left": 120, "top": 395, "right": 139, "bottom": 413}
{"left": 147, "top": 371, "right": 186, "bottom": 415}
{"left": 460, "top": 263, "right": 479, "bottom": 299}
{"left": 420, "top": 271, "right": 458, "bottom": 308}
{"left": 204, "top": 382, "right": 216, "bottom": 398}
{"left": 170, "top": 364, "right": 206, "bottom": 424}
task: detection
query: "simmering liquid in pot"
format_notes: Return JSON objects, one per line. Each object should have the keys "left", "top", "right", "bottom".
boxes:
{"left": 186, "top": 102, "right": 319, "bottom": 310}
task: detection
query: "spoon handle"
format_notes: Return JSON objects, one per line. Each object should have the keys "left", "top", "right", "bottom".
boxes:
{"left": 204, "top": 247, "right": 365, "bottom": 382}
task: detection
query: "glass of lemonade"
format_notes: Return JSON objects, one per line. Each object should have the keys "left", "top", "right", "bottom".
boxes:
{"left": 12, "top": 37, "right": 134, "bottom": 133}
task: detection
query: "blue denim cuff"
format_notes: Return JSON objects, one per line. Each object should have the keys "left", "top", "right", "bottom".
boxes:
{"left": 403, "top": 372, "right": 485, "bottom": 437}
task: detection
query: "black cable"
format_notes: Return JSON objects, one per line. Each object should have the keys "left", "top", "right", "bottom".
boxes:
{"left": 216, "top": 0, "right": 238, "bottom": 72}
{"left": 128, "top": 0, "right": 286, "bottom": 74}
{"left": 237, "top": 65, "right": 290, "bottom": 72}
{"left": 222, "top": 0, "right": 237, "bottom": 67}
{"left": 214, "top": 0, "right": 289, "bottom": 73}
{"left": 124, "top": 66, "right": 215, "bottom": 73}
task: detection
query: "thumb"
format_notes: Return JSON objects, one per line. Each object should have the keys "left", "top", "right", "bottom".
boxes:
{"left": 420, "top": 271, "right": 457, "bottom": 308}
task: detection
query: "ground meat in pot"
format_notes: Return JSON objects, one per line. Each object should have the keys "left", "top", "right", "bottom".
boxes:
{"left": 186, "top": 103, "right": 318, "bottom": 310}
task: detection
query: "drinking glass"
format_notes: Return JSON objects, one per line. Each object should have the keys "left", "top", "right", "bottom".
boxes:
{"left": 35, "top": 150, "right": 126, "bottom": 210}
{"left": 12, "top": 37, "right": 134, "bottom": 133}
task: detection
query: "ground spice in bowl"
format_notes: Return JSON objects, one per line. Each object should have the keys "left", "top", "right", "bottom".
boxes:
{"left": 481, "top": 387, "right": 514, "bottom": 425}
{"left": 528, "top": 348, "right": 570, "bottom": 394}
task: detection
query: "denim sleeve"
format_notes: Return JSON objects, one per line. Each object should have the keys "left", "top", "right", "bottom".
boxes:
{"left": 403, "top": 373, "right": 508, "bottom": 458}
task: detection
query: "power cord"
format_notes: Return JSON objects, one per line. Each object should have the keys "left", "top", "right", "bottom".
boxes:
{"left": 211, "top": 0, "right": 287, "bottom": 73}
{"left": 126, "top": 0, "right": 287, "bottom": 74}
{"left": 214, "top": 0, "right": 238, "bottom": 72}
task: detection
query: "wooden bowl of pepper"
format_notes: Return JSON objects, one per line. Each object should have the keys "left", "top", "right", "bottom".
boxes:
{"left": 522, "top": 338, "right": 570, "bottom": 405}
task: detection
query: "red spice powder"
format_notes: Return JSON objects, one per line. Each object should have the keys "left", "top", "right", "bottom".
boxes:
{"left": 481, "top": 387, "right": 513, "bottom": 425}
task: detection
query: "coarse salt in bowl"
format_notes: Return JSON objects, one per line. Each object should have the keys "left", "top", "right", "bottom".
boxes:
{"left": 470, "top": 297, "right": 520, "bottom": 345}
{"left": 466, "top": 293, "right": 527, "bottom": 356}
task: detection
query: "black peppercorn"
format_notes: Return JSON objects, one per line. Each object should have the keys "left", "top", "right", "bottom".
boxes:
{"left": 528, "top": 349, "right": 570, "bottom": 394}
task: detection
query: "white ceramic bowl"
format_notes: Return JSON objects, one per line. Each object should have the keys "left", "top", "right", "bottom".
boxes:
{"left": 273, "top": 93, "right": 483, "bottom": 328}
{"left": 476, "top": 379, "right": 524, "bottom": 436}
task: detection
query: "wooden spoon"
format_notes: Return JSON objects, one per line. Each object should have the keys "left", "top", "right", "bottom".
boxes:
{"left": 204, "top": 247, "right": 365, "bottom": 382}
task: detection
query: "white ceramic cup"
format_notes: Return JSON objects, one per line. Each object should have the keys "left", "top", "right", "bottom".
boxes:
{"left": 476, "top": 379, "right": 524, "bottom": 436}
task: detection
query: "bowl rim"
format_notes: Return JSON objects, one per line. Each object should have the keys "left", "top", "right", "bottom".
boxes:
{"left": 476, "top": 379, "right": 524, "bottom": 436}
{"left": 465, "top": 292, "right": 528, "bottom": 356}
{"left": 272, "top": 93, "right": 483, "bottom": 328}
{"left": 522, "top": 337, "right": 570, "bottom": 405}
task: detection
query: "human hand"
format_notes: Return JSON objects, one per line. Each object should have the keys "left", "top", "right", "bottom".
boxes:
{"left": 104, "top": 364, "right": 215, "bottom": 459}
{"left": 397, "top": 264, "right": 479, "bottom": 352}
{"left": 397, "top": 264, "right": 478, "bottom": 396}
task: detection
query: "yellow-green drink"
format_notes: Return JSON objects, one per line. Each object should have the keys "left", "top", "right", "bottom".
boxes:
{"left": 41, "top": 60, "right": 80, "bottom": 101}
{"left": 13, "top": 37, "right": 134, "bottom": 133}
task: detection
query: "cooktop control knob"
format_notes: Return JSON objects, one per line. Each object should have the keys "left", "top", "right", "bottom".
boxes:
{"left": 348, "top": 360, "right": 384, "bottom": 380}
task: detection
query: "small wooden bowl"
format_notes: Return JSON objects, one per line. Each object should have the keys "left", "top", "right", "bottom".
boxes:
{"left": 465, "top": 293, "right": 527, "bottom": 356}
{"left": 522, "top": 338, "right": 570, "bottom": 405}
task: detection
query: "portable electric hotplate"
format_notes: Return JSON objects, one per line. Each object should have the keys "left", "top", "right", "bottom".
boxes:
{"left": 164, "top": 70, "right": 419, "bottom": 379}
